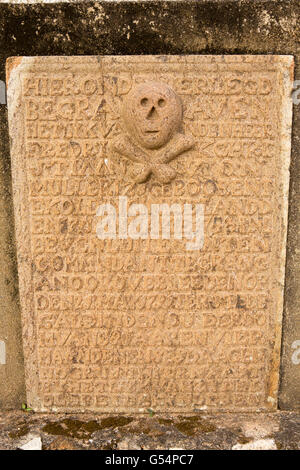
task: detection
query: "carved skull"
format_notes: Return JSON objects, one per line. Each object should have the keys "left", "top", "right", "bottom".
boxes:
{"left": 122, "top": 81, "right": 182, "bottom": 150}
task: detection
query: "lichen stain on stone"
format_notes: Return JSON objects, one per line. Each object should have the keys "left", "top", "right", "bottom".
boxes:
{"left": 237, "top": 436, "right": 252, "bottom": 445}
{"left": 158, "top": 417, "right": 174, "bottom": 426}
{"left": 175, "top": 415, "right": 216, "bottom": 436}
{"left": 42, "top": 416, "right": 134, "bottom": 440}
{"left": 42, "top": 419, "right": 101, "bottom": 440}
{"left": 9, "top": 424, "right": 29, "bottom": 439}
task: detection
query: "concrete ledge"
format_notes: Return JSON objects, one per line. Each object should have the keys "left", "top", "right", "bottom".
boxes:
{"left": 0, "top": 410, "right": 299, "bottom": 449}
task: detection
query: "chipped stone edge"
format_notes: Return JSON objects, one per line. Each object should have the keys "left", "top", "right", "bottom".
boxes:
{"left": 6, "top": 57, "right": 41, "bottom": 410}
{"left": 232, "top": 438, "right": 277, "bottom": 451}
{"left": 266, "top": 55, "right": 294, "bottom": 410}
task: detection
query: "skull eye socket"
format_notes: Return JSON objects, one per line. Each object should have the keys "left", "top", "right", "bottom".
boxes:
{"left": 140, "top": 98, "right": 148, "bottom": 107}
{"left": 158, "top": 99, "right": 166, "bottom": 108}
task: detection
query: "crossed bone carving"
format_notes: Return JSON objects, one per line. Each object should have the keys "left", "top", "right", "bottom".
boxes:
{"left": 111, "top": 81, "right": 195, "bottom": 184}
{"left": 112, "top": 133, "right": 195, "bottom": 184}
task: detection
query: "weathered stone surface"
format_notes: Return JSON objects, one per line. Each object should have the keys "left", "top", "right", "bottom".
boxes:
{"left": 7, "top": 55, "right": 293, "bottom": 412}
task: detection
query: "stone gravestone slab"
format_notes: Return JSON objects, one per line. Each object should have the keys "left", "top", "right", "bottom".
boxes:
{"left": 7, "top": 56, "right": 293, "bottom": 412}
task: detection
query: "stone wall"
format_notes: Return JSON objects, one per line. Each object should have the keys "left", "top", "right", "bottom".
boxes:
{"left": 0, "top": 0, "right": 299, "bottom": 410}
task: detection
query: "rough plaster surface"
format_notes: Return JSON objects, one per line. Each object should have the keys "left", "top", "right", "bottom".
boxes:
{"left": 7, "top": 55, "right": 293, "bottom": 412}
{"left": 0, "top": 410, "right": 299, "bottom": 450}
{"left": 0, "top": 0, "right": 299, "bottom": 410}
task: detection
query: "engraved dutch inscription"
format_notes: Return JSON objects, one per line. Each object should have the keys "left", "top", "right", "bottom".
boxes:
{"left": 7, "top": 56, "right": 293, "bottom": 412}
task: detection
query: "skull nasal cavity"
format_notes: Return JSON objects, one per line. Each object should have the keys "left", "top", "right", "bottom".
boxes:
{"left": 147, "top": 106, "right": 158, "bottom": 120}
